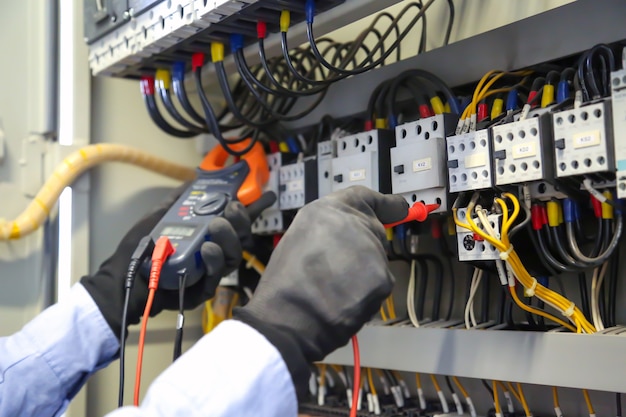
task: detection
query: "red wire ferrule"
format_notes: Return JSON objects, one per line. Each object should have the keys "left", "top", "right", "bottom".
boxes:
{"left": 192, "top": 53, "right": 205, "bottom": 72}
{"left": 527, "top": 91, "right": 538, "bottom": 108}
{"left": 539, "top": 205, "right": 549, "bottom": 228}
{"left": 140, "top": 76, "right": 155, "bottom": 96}
{"left": 431, "top": 217, "right": 442, "bottom": 239}
{"left": 364, "top": 120, "right": 374, "bottom": 131}
{"left": 591, "top": 195, "right": 602, "bottom": 218}
{"left": 148, "top": 236, "right": 175, "bottom": 290}
{"left": 418, "top": 104, "right": 431, "bottom": 119}
{"left": 477, "top": 102, "right": 488, "bottom": 122}
{"left": 531, "top": 204, "right": 543, "bottom": 230}
{"left": 257, "top": 21, "right": 267, "bottom": 39}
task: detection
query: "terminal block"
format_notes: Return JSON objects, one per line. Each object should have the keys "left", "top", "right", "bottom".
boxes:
{"left": 491, "top": 114, "right": 554, "bottom": 185}
{"left": 552, "top": 99, "right": 614, "bottom": 178}
{"left": 317, "top": 141, "right": 336, "bottom": 199}
{"left": 455, "top": 208, "right": 502, "bottom": 262}
{"left": 279, "top": 158, "right": 318, "bottom": 211}
{"left": 252, "top": 152, "right": 288, "bottom": 235}
{"left": 391, "top": 115, "right": 456, "bottom": 213}
{"left": 331, "top": 129, "right": 394, "bottom": 193}
{"left": 611, "top": 70, "right": 626, "bottom": 197}
{"left": 446, "top": 129, "right": 493, "bottom": 193}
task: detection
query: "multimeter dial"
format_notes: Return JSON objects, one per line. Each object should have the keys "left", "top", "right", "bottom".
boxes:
{"left": 193, "top": 192, "right": 229, "bottom": 216}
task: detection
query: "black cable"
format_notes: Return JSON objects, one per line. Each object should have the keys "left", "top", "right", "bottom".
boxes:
{"left": 481, "top": 379, "right": 494, "bottom": 398}
{"left": 118, "top": 236, "right": 154, "bottom": 408}
{"left": 444, "top": 0, "right": 455, "bottom": 46}
{"left": 445, "top": 376, "right": 456, "bottom": 395}
{"left": 617, "top": 393, "right": 623, "bottom": 417}
{"left": 481, "top": 271, "right": 490, "bottom": 324}
{"left": 143, "top": 94, "right": 197, "bottom": 138}
{"left": 157, "top": 87, "right": 205, "bottom": 132}
{"left": 578, "top": 273, "right": 591, "bottom": 320}
{"left": 534, "top": 227, "right": 574, "bottom": 273}
{"left": 173, "top": 271, "right": 187, "bottom": 361}
{"left": 550, "top": 226, "right": 588, "bottom": 269}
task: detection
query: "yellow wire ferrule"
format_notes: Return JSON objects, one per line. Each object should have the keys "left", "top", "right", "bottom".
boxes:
{"left": 601, "top": 190, "right": 614, "bottom": 219}
{"left": 444, "top": 102, "right": 451, "bottom": 113}
{"left": 278, "top": 142, "right": 290, "bottom": 153}
{"left": 542, "top": 84, "right": 555, "bottom": 108}
{"left": 491, "top": 98, "right": 504, "bottom": 120}
{"left": 280, "top": 10, "right": 291, "bottom": 32}
{"left": 375, "top": 118, "right": 387, "bottom": 129}
{"left": 155, "top": 69, "right": 171, "bottom": 90}
{"left": 211, "top": 42, "right": 225, "bottom": 63}
{"left": 430, "top": 96, "right": 445, "bottom": 115}
{"left": 546, "top": 201, "right": 561, "bottom": 227}
{"left": 386, "top": 228, "right": 394, "bottom": 241}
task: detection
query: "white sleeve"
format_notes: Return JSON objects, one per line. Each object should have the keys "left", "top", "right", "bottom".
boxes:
{"left": 106, "top": 320, "right": 298, "bottom": 417}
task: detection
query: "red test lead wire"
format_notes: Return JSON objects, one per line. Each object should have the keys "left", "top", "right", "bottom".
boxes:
{"left": 349, "top": 335, "right": 361, "bottom": 417}
{"left": 134, "top": 236, "right": 175, "bottom": 406}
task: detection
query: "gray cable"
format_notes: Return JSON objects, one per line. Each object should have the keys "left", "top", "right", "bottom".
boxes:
{"left": 565, "top": 215, "right": 622, "bottom": 266}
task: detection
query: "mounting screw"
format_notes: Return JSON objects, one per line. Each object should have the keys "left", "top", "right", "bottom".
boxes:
{"left": 110, "top": 14, "right": 117, "bottom": 23}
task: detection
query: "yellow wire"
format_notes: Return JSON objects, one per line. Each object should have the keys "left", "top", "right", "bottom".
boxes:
{"left": 242, "top": 250, "right": 266, "bottom": 275}
{"left": 453, "top": 193, "right": 596, "bottom": 334}
{"left": 583, "top": 389, "right": 595, "bottom": 415}
{"left": 416, "top": 373, "right": 423, "bottom": 389}
{"left": 493, "top": 380, "right": 502, "bottom": 414}
{"left": 380, "top": 306, "right": 388, "bottom": 321}
{"left": 452, "top": 376, "right": 469, "bottom": 398}
{"left": 517, "top": 383, "right": 532, "bottom": 417}
{"left": 552, "top": 386, "right": 560, "bottom": 408}
{"left": 430, "top": 375, "right": 442, "bottom": 392}
{"left": 386, "top": 295, "right": 397, "bottom": 320}
{"left": 509, "top": 286, "right": 577, "bottom": 332}
{"left": 367, "top": 368, "right": 378, "bottom": 396}
{"left": 505, "top": 382, "right": 523, "bottom": 405}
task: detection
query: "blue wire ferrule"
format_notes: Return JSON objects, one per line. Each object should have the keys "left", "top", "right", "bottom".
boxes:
{"left": 287, "top": 137, "right": 299, "bottom": 153}
{"left": 389, "top": 115, "right": 398, "bottom": 129}
{"left": 305, "top": 0, "right": 315, "bottom": 24}
{"left": 557, "top": 80, "right": 569, "bottom": 103}
{"left": 395, "top": 223, "right": 406, "bottom": 242}
{"left": 563, "top": 198, "right": 576, "bottom": 223}
{"left": 230, "top": 34, "right": 244, "bottom": 53}
{"left": 506, "top": 89, "right": 518, "bottom": 111}
{"left": 172, "top": 61, "right": 186, "bottom": 82}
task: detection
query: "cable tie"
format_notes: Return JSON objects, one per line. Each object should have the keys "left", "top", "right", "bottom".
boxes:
{"left": 499, "top": 245, "right": 514, "bottom": 261}
{"left": 562, "top": 302, "right": 576, "bottom": 318}
{"left": 525, "top": 277, "right": 538, "bottom": 297}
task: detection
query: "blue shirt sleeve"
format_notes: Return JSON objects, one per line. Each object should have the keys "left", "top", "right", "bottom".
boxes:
{"left": 0, "top": 283, "right": 120, "bottom": 417}
{"left": 105, "top": 320, "right": 298, "bottom": 417}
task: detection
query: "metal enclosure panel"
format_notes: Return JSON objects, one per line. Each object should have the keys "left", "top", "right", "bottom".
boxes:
{"left": 492, "top": 115, "right": 554, "bottom": 185}
{"left": 446, "top": 130, "right": 492, "bottom": 192}
{"left": 553, "top": 101, "right": 614, "bottom": 177}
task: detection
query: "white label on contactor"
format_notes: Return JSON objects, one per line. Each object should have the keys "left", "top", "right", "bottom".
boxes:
{"left": 349, "top": 169, "right": 366, "bottom": 181}
{"left": 573, "top": 131, "right": 601, "bottom": 149}
{"left": 413, "top": 157, "right": 432, "bottom": 172}
{"left": 286, "top": 179, "right": 303, "bottom": 192}
{"left": 465, "top": 153, "right": 487, "bottom": 168}
{"left": 513, "top": 142, "right": 537, "bottom": 159}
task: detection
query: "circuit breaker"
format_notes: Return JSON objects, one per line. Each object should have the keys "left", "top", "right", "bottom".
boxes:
{"left": 455, "top": 208, "right": 502, "bottom": 262}
{"left": 491, "top": 114, "right": 554, "bottom": 185}
{"left": 391, "top": 115, "right": 455, "bottom": 212}
{"left": 446, "top": 129, "right": 493, "bottom": 193}
{"left": 317, "top": 141, "right": 336, "bottom": 199}
{"left": 279, "top": 158, "right": 318, "bottom": 211}
{"left": 611, "top": 70, "right": 626, "bottom": 198}
{"left": 331, "top": 129, "right": 394, "bottom": 193}
{"left": 252, "top": 152, "right": 287, "bottom": 235}
{"left": 552, "top": 100, "right": 614, "bottom": 177}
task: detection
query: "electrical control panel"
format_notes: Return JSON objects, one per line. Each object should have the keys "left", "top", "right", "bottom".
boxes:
{"left": 252, "top": 152, "right": 286, "bottom": 235}
{"left": 279, "top": 158, "right": 318, "bottom": 211}
{"left": 552, "top": 100, "right": 614, "bottom": 177}
{"left": 455, "top": 208, "right": 502, "bottom": 262}
{"left": 391, "top": 115, "right": 455, "bottom": 212}
{"left": 84, "top": 0, "right": 346, "bottom": 78}
{"left": 491, "top": 114, "right": 554, "bottom": 185}
{"left": 446, "top": 130, "right": 493, "bottom": 193}
{"left": 331, "top": 130, "right": 394, "bottom": 193}
{"left": 317, "top": 141, "right": 336, "bottom": 199}
{"left": 611, "top": 70, "right": 626, "bottom": 198}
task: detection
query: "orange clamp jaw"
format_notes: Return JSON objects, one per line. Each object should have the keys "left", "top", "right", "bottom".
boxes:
{"left": 198, "top": 139, "right": 269, "bottom": 206}
{"left": 384, "top": 202, "right": 440, "bottom": 229}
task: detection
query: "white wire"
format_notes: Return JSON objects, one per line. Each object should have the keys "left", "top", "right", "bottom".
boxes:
{"left": 465, "top": 268, "right": 482, "bottom": 329}
{"left": 407, "top": 260, "right": 420, "bottom": 327}
{"left": 591, "top": 262, "right": 609, "bottom": 331}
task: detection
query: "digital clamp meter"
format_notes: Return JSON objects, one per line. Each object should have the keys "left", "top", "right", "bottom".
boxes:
{"left": 145, "top": 140, "right": 269, "bottom": 290}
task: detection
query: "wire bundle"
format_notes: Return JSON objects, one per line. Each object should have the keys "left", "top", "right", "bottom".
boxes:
{"left": 454, "top": 192, "right": 596, "bottom": 333}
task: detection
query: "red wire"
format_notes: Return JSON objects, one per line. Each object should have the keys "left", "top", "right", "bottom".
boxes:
{"left": 134, "top": 288, "right": 156, "bottom": 405}
{"left": 350, "top": 335, "right": 361, "bottom": 417}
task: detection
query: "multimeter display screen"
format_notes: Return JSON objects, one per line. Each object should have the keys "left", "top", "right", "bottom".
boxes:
{"left": 161, "top": 225, "right": 197, "bottom": 237}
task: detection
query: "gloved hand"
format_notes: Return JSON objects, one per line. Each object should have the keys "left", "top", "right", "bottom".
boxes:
{"left": 81, "top": 183, "right": 275, "bottom": 340}
{"left": 233, "top": 186, "right": 409, "bottom": 398}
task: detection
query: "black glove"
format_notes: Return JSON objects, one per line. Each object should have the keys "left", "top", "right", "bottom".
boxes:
{"left": 81, "top": 184, "right": 275, "bottom": 339}
{"left": 233, "top": 186, "right": 409, "bottom": 398}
